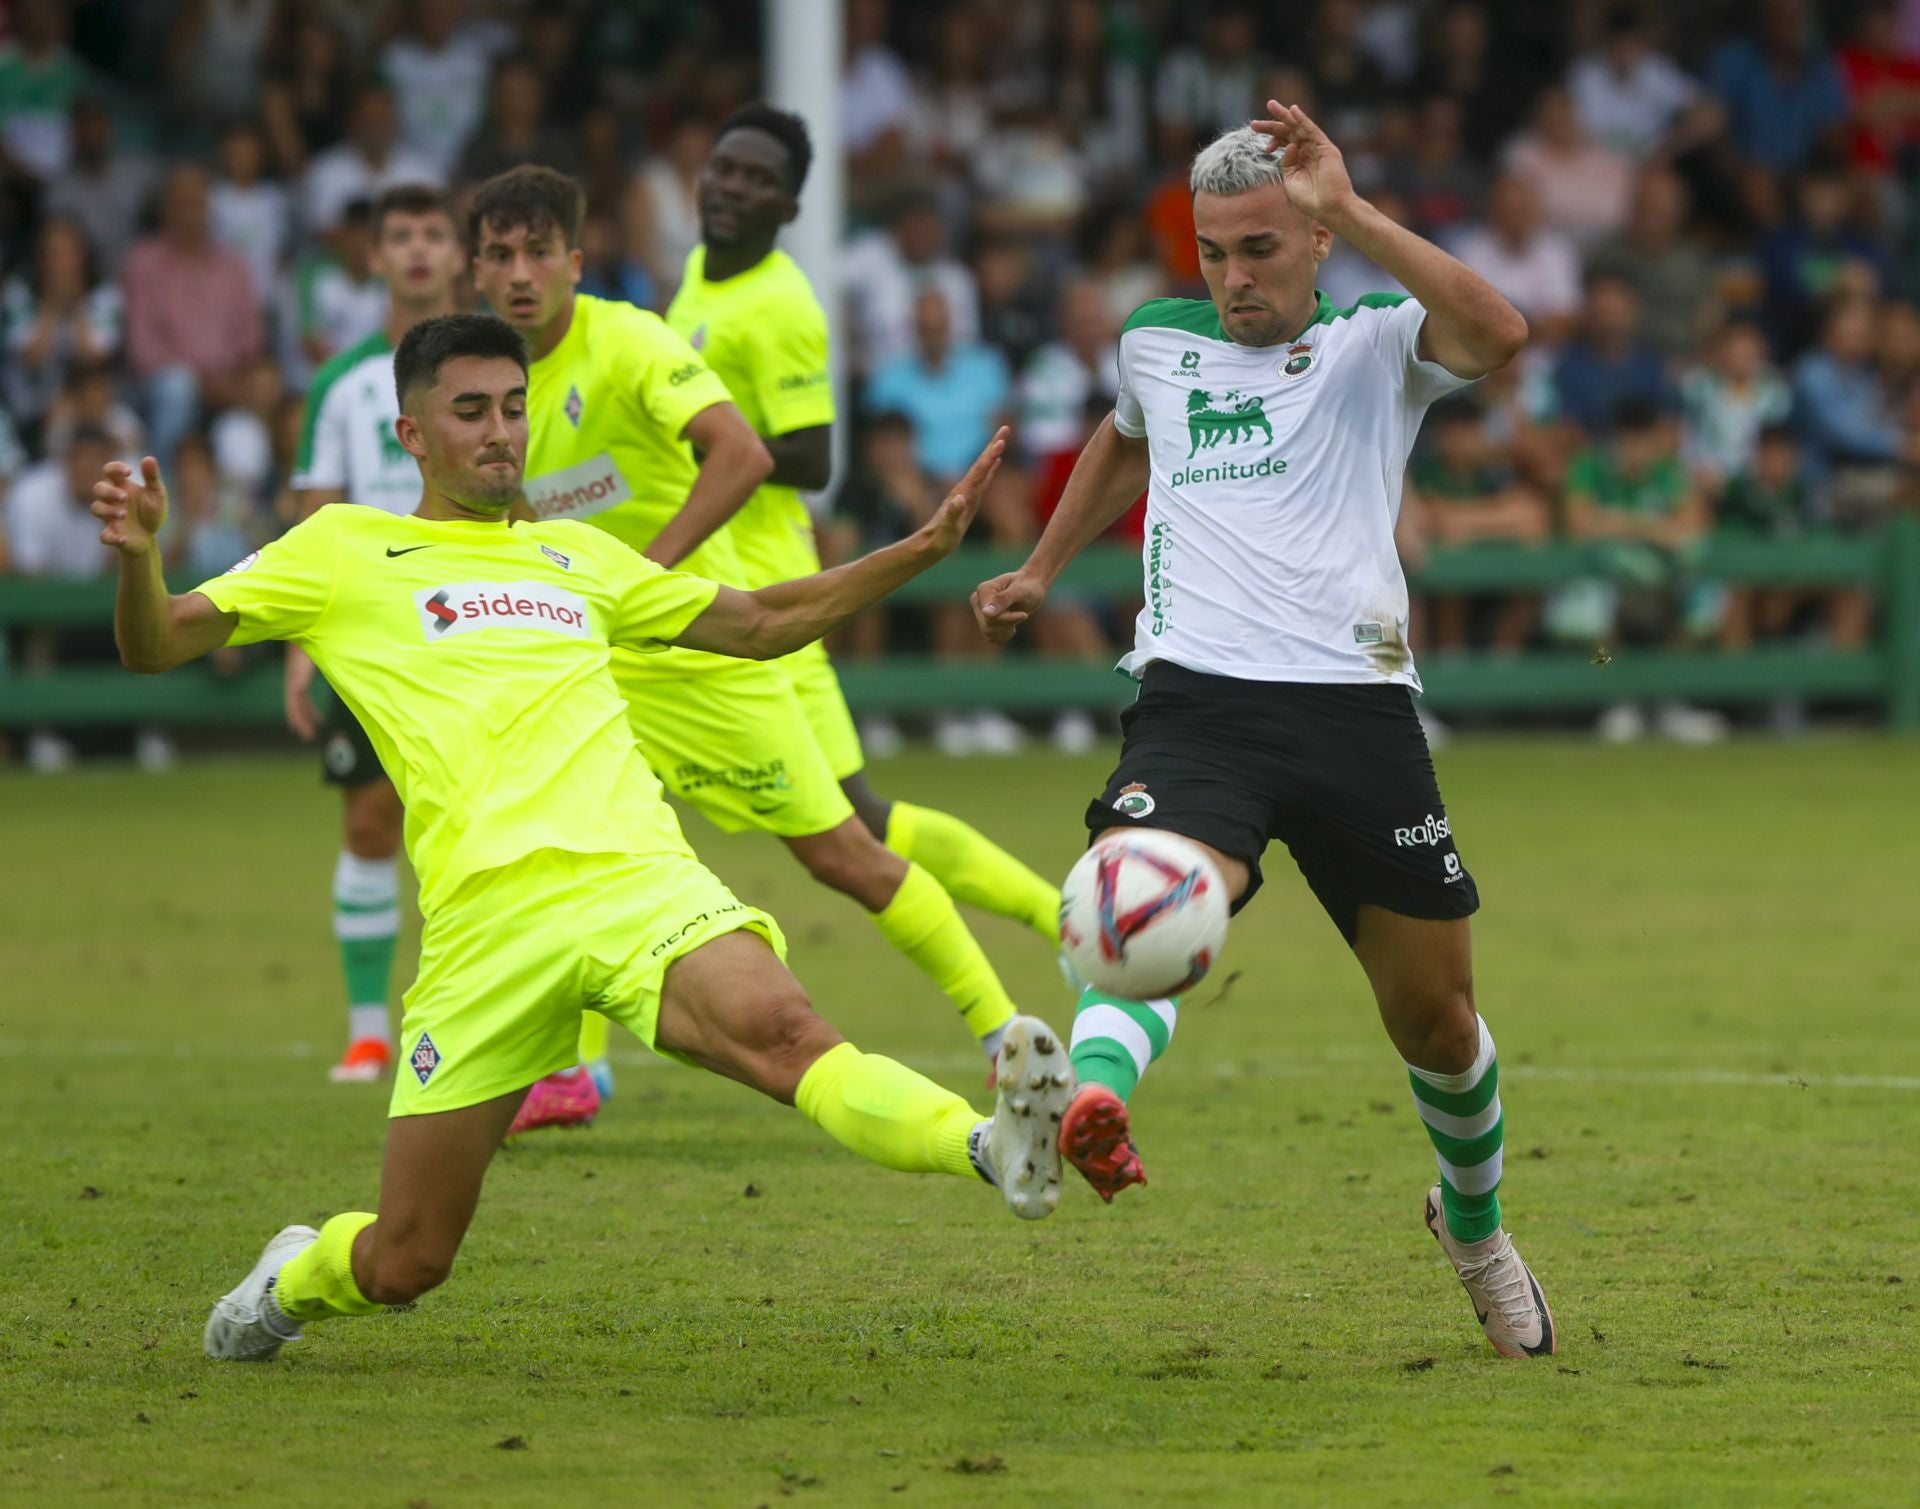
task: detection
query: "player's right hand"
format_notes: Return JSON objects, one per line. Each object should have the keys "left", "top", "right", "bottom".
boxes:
{"left": 972, "top": 570, "right": 1046, "bottom": 645}
{"left": 284, "top": 643, "right": 322, "bottom": 741}
{"left": 91, "top": 456, "right": 168, "bottom": 558}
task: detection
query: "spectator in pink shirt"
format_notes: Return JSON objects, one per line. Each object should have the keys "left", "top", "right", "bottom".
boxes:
{"left": 122, "top": 163, "right": 263, "bottom": 467}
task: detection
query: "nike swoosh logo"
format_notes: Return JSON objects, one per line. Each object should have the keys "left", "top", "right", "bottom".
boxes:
{"left": 386, "top": 545, "right": 434, "bottom": 557}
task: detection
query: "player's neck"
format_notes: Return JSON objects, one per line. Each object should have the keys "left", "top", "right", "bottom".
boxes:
{"left": 701, "top": 237, "right": 775, "bottom": 283}
{"left": 527, "top": 295, "right": 578, "bottom": 362}
{"left": 415, "top": 490, "right": 512, "bottom": 524}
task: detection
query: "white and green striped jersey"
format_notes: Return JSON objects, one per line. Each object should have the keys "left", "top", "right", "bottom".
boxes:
{"left": 292, "top": 330, "right": 420, "bottom": 515}
{"left": 1113, "top": 291, "right": 1474, "bottom": 689}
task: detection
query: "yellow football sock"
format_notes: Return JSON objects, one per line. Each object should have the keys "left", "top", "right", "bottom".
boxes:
{"left": 577, "top": 1009, "right": 610, "bottom": 1064}
{"left": 273, "top": 1211, "right": 381, "bottom": 1322}
{"left": 794, "top": 1042, "right": 981, "bottom": 1178}
{"left": 887, "top": 801, "right": 1061, "bottom": 946}
{"left": 871, "top": 861, "right": 1017, "bottom": 1043}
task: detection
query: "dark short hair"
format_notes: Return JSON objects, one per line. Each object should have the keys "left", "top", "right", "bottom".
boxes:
{"left": 66, "top": 423, "right": 116, "bottom": 453}
{"left": 714, "top": 102, "right": 813, "bottom": 196}
{"left": 340, "top": 197, "right": 374, "bottom": 229}
{"left": 467, "top": 164, "right": 586, "bottom": 250}
{"left": 373, "top": 182, "right": 456, "bottom": 239}
{"left": 393, "top": 314, "right": 529, "bottom": 409}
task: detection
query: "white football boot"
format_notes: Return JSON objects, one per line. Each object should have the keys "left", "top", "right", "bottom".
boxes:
{"left": 1424, "top": 1185, "right": 1556, "bottom": 1357}
{"left": 978, "top": 1017, "right": 1074, "bottom": 1220}
{"left": 204, "top": 1224, "right": 319, "bottom": 1361}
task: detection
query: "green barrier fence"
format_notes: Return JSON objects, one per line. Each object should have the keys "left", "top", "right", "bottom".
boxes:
{"left": 4, "top": 516, "right": 1918, "bottom": 729}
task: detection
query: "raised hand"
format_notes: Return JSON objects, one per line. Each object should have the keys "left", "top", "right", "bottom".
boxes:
{"left": 91, "top": 456, "right": 170, "bottom": 558}
{"left": 1250, "top": 100, "right": 1356, "bottom": 224}
{"left": 918, "top": 426, "right": 1008, "bottom": 557}
{"left": 971, "top": 569, "right": 1046, "bottom": 646}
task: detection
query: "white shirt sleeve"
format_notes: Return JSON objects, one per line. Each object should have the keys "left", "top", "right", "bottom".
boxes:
{"left": 292, "top": 377, "right": 350, "bottom": 492}
{"left": 1370, "top": 298, "right": 1480, "bottom": 408}
{"left": 1112, "top": 333, "right": 1147, "bottom": 437}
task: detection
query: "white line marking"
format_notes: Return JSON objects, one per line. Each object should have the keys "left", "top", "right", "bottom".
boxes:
{"left": 5, "top": 1041, "right": 1915, "bottom": 1090}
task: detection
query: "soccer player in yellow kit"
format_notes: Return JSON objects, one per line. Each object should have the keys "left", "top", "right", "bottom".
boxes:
{"left": 667, "top": 104, "right": 1062, "bottom": 953}
{"left": 468, "top": 166, "right": 1033, "bottom": 1111}
{"left": 90, "top": 315, "right": 1072, "bottom": 1361}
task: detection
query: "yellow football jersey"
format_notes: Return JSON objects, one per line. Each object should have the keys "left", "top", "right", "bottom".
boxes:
{"left": 523, "top": 293, "right": 746, "bottom": 679}
{"left": 667, "top": 248, "right": 836, "bottom": 589}
{"left": 194, "top": 505, "right": 719, "bottom": 914}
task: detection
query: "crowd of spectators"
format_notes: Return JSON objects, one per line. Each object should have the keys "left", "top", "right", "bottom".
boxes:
{"left": 4, "top": 0, "right": 1920, "bottom": 765}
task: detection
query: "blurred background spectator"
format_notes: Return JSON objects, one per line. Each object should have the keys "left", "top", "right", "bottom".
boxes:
{"left": 7, "top": 0, "right": 1920, "bottom": 766}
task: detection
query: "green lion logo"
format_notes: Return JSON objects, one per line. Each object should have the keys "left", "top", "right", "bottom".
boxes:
{"left": 1186, "top": 388, "right": 1274, "bottom": 457}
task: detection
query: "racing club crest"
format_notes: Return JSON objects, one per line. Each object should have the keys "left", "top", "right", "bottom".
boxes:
{"left": 1113, "top": 782, "right": 1156, "bottom": 818}
{"left": 1281, "top": 342, "right": 1315, "bottom": 380}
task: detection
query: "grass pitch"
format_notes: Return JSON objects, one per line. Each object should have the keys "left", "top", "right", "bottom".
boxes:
{"left": 3, "top": 740, "right": 1917, "bottom": 1507}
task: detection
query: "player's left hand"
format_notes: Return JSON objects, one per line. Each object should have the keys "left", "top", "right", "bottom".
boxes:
{"left": 918, "top": 427, "right": 1008, "bottom": 557}
{"left": 1251, "top": 100, "right": 1356, "bottom": 224}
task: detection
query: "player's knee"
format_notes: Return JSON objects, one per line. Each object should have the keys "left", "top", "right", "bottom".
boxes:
{"left": 752, "top": 990, "right": 841, "bottom": 1102}
{"left": 344, "top": 797, "right": 401, "bottom": 858}
{"left": 1393, "top": 984, "right": 1479, "bottom": 1075}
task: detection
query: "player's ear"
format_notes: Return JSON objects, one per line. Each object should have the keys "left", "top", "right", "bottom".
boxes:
{"left": 567, "top": 244, "right": 583, "bottom": 288}
{"left": 1310, "top": 221, "right": 1333, "bottom": 265}
{"left": 395, "top": 413, "right": 427, "bottom": 462}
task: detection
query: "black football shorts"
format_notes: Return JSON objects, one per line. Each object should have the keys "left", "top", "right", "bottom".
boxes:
{"left": 1085, "top": 662, "right": 1479, "bottom": 945}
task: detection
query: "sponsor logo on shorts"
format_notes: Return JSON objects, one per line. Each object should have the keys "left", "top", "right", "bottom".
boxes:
{"left": 323, "top": 734, "right": 357, "bottom": 778}
{"left": 1444, "top": 852, "right": 1465, "bottom": 881}
{"left": 649, "top": 900, "right": 748, "bottom": 957}
{"left": 1113, "top": 781, "right": 1156, "bottom": 818}
{"left": 672, "top": 757, "right": 793, "bottom": 798}
{"left": 523, "top": 452, "right": 634, "bottom": 521}
{"left": 414, "top": 581, "right": 592, "bottom": 641}
{"left": 539, "top": 544, "right": 572, "bottom": 570}
{"left": 411, "top": 1031, "right": 441, "bottom": 1085}
{"left": 1393, "top": 813, "right": 1452, "bottom": 848}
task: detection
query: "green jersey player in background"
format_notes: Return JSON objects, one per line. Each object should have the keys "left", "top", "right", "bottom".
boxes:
{"left": 974, "top": 105, "right": 1556, "bottom": 1358}
{"left": 286, "top": 184, "right": 466, "bottom": 1084}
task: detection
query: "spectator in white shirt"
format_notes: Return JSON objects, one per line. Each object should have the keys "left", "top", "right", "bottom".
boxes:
{"left": 1017, "top": 276, "right": 1119, "bottom": 461}
{"left": 842, "top": 0, "right": 915, "bottom": 156}
{"left": 301, "top": 84, "right": 441, "bottom": 234}
{"left": 1568, "top": 3, "right": 1724, "bottom": 160}
{"left": 7, "top": 429, "right": 112, "bottom": 580}
{"left": 1449, "top": 172, "right": 1583, "bottom": 343}
{"left": 379, "top": 0, "right": 503, "bottom": 177}
{"left": 842, "top": 191, "right": 981, "bottom": 375}
{"left": 210, "top": 120, "right": 290, "bottom": 315}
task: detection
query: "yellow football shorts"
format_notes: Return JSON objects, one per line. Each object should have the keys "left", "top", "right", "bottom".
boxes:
{"left": 780, "top": 640, "right": 864, "bottom": 782}
{"left": 613, "top": 654, "right": 855, "bottom": 837}
{"left": 389, "top": 847, "right": 785, "bottom": 1117}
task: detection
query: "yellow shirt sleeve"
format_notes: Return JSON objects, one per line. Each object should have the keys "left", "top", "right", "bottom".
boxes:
{"left": 193, "top": 510, "right": 339, "bottom": 645}
{"left": 746, "top": 295, "right": 836, "bottom": 437}
{"left": 626, "top": 307, "right": 738, "bottom": 440}
{"left": 599, "top": 542, "right": 722, "bottom": 653}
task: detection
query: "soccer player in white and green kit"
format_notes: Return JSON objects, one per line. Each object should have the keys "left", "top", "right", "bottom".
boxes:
{"left": 287, "top": 184, "right": 466, "bottom": 1084}
{"left": 975, "top": 108, "right": 1556, "bottom": 1357}
{"left": 665, "top": 105, "right": 1062, "bottom": 955}
{"left": 89, "top": 315, "right": 1073, "bottom": 1361}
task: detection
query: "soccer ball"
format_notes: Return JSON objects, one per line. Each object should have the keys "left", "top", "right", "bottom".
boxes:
{"left": 1059, "top": 829, "right": 1229, "bottom": 999}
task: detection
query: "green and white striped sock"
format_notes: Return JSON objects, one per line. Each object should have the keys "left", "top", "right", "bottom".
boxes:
{"left": 1067, "top": 987, "right": 1177, "bottom": 1101}
{"left": 333, "top": 851, "right": 398, "bottom": 1045}
{"left": 1406, "top": 1016, "right": 1504, "bottom": 1244}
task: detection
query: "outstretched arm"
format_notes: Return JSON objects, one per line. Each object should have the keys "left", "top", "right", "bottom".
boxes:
{"left": 1253, "top": 100, "right": 1528, "bottom": 379}
{"left": 671, "top": 428, "right": 1007, "bottom": 660}
{"left": 643, "top": 401, "right": 775, "bottom": 569}
{"left": 92, "top": 457, "right": 237, "bottom": 673}
{"left": 971, "top": 413, "right": 1149, "bottom": 644}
